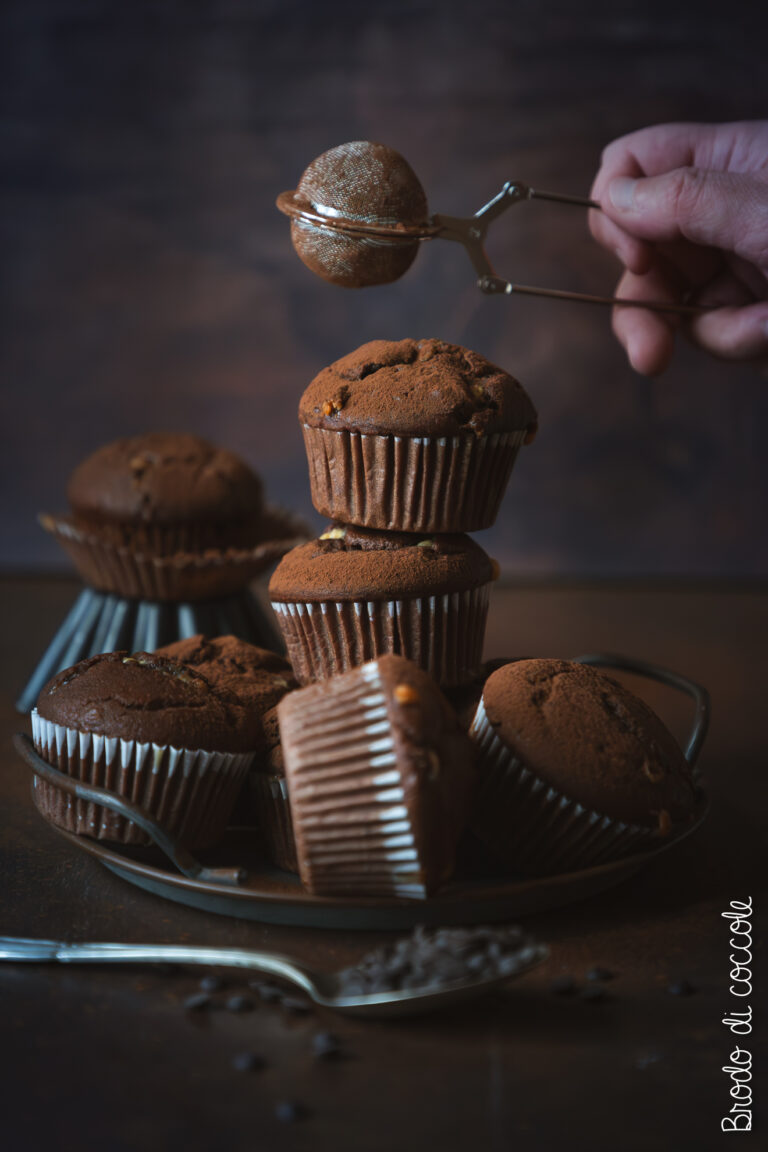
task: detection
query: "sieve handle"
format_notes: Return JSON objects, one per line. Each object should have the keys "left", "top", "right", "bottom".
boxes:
{"left": 437, "top": 181, "right": 712, "bottom": 315}
{"left": 477, "top": 276, "right": 708, "bottom": 315}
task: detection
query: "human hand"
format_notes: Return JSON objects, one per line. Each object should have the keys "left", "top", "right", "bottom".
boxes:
{"left": 589, "top": 121, "right": 768, "bottom": 375}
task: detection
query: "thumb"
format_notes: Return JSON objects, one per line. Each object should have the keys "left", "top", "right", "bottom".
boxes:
{"left": 603, "top": 169, "right": 768, "bottom": 264}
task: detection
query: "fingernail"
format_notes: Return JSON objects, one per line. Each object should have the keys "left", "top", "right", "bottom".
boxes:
{"left": 608, "top": 177, "right": 637, "bottom": 212}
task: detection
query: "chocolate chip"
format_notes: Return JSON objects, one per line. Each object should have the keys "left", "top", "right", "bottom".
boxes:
{"left": 336, "top": 924, "right": 538, "bottom": 997}
{"left": 225, "top": 995, "right": 254, "bottom": 1013}
{"left": 231, "top": 1052, "right": 266, "bottom": 1073}
{"left": 199, "top": 975, "right": 224, "bottom": 993}
{"left": 275, "top": 1101, "right": 307, "bottom": 1123}
{"left": 312, "top": 1031, "right": 342, "bottom": 1060}
{"left": 667, "top": 979, "right": 696, "bottom": 997}
{"left": 184, "top": 992, "right": 212, "bottom": 1011}
{"left": 550, "top": 976, "right": 577, "bottom": 995}
{"left": 586, "top": 966, "right": 615, "bottom": 983}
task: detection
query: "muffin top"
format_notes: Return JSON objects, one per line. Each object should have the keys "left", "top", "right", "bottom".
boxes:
{"left": 480, "top": 659, "right": 697, "bottom": 828}
{"left": 299, "top": 338, "right": 538, "bottom": 439}
{"left": 278, "top": 654, "right": 476, "bottom": 884}
{"left": 269, "top": 524, "right": 495, "bottom": 602}
{"left": 155, "top": 635, "right": 296, "bottom": 715}
{"left": 67, "top": 433, "right": 263, "bottom": 527}
{"left": 36, "top": 651, "right": 263, "bottom": 753}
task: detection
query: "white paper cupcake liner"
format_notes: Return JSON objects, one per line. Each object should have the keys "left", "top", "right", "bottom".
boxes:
{"left": 31, "top": 711, "right": 253, "bottom": 848}
{"left": 302, "top": 425, "right": 527, "bottom": 533}
{"left": 282, "top": 662, "right": 432, "bottom": 899}
{"left": 468, "top": 698, "right": 657, "bottom": 874}
{"left": 271, "top": 584, "right": 490, "bottom": 687}
{"left": 40, "top": 509, "right": 308, "bottom": 602}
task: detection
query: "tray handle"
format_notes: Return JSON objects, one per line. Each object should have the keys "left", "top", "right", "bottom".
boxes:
{"left": 13, "top": 733, "right": 246, "bottom": 888}
{"left": 573, "top": 652, "right": 710, "bottom": 778}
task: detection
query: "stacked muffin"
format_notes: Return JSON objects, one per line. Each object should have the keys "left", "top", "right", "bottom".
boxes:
{"left": 259, "top": 337, "right": 538, "bottom": 895}
{"left": 269, "top": 337, "right": 538, "bottom": 687}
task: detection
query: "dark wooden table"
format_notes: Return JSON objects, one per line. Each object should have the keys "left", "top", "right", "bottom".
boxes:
{"left": 1, "top": 575, "right": 764, "bottom": 1152}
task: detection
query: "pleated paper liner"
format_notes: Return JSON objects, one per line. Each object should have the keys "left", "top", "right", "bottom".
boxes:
{"left": 272, "top": 584, "right": 491, "bottom": 687}
{"left": 303, "top": 426, "right": 527, "bottom": 533}
{"left": 40, "top": 504, "right": 308, "bottom": 602}
{"left": 31, "top": 711, "right": 253, "bottom": 849}
{"left": 16, "top": 587, "right": 284, "bottom": 714}
{"left": 468, "top": 698, "right": 662, "bottom": 875}
{"left": 248, "top": 772, "right": 298, "bottom": 873}
{"left": 281, "top": 661, "right": 458, "bottom": 899}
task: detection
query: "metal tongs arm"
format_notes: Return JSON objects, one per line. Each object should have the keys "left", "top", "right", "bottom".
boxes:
{"left": 433, "top": 181, "right": 707, "bottom": 315}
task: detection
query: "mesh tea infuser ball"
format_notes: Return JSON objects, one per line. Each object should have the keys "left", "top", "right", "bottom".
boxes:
{"left": 278, "top": 141, "right": 708, "bottom": 314}
{"left": 281, "top": 141, "right": 432, "bottom": 288}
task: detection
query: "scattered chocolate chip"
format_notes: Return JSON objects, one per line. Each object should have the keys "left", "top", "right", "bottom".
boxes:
{"left": 282, "top": 995, "right": 313, "bottom": 1015}
{"left": 667, "top": 979, "right": 696, "bottom": 997}
{"left": 199, "top": 975, "right": 224, "bottom": 993}
{"left": 581, "top": 984, "right": 608, "bottom": 1003}
{"left": 312, "top": 1031, "right": 342, "bottom": 1060}
{"left": 275, "top": 1101, "right": 307, "bottom": 1123}
{"left": 231, "top": 1052, "right": 266, "bottom": 1073}
{"left": 586, "top": 966, "right": 615, "bottom": 983}
{"left": 550, "top": 976, "right": 577, "bottom": 996}
{"left": 225, "top": 995, "right": 254, "bottom": 1013}
{"left": 184, "top": 992, "right": 212, "bottom": 1012}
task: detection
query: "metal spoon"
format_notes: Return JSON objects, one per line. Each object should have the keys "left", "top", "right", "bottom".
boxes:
{"left": 0, "top": 935, "right": 547, "bottom": 1018}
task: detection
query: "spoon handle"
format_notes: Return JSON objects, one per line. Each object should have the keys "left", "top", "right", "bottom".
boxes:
{"left": 0, "top": 937, "right": 319, "bottom": 997}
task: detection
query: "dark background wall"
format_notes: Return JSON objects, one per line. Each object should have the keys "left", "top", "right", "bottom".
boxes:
{"left": 1, "top": 0, "right": 766, "bottom": 576}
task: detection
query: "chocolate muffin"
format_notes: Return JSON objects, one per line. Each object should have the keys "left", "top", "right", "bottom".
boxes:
{"left": 31, "top": 651, "right": 261, "bottom": 847}
{"left": 41, "top": 433, "right": 305, "bottom": 601}
{"left": 269, "top": 524, "right": 496, "bottom": 686}
{"left": 278, "top": 655, "right": 477, "bottom": 898}
{"left": 155, "top": 635, "right": 296, "bottom": 741}
{"left": 300, "top": 338, "right": 537, "bottom": 533}
{"left": 155, "top": 635, "right": 299, "bottom": 865}
{"left": 67, "top": 433, "right": 264, "bottom": 554}
{"left": 469, "top": 659, "right": 699, "bottom": 875}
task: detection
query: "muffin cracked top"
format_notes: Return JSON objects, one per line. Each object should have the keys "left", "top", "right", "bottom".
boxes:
{"left": 67, "top": 433, "right": 263, "bottom": 529}
{"left": 155, "top": 635, "right": 296, "bottom": 716}
{"left": 36, "top": 651, "right": 263, "bottom": 752}
{"left": 299, "top": 338, "right": 537, "bottom": 439}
